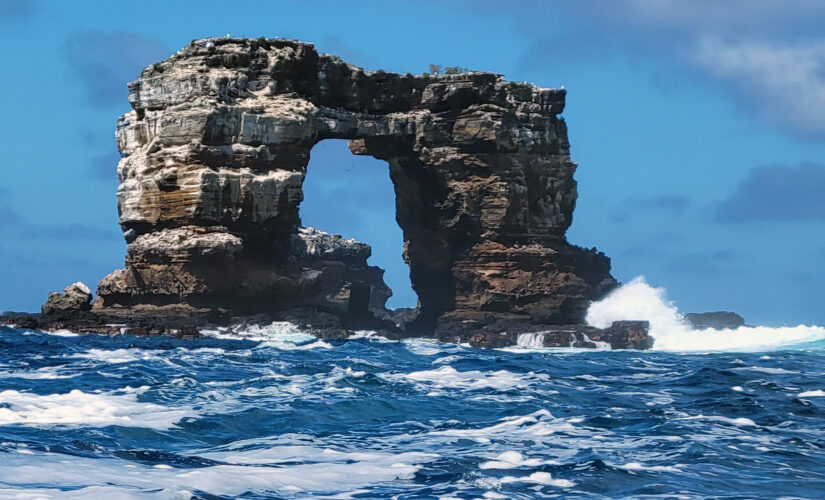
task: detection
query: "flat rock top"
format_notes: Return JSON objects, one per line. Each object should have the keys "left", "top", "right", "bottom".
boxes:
{"left": 128, "top": 36, "right": 566, "bottom": 117}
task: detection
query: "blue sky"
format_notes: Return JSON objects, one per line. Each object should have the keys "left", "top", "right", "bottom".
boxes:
{"left": 1, "top": 0, "right": 824, "bottom": 325}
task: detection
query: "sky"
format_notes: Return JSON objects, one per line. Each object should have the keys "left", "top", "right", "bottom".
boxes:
{"left": 1, "top": 0, "right": 824, "bottom": 325}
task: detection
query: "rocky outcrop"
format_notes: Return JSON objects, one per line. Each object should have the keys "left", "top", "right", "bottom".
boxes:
{"left": 95, "top": 224, "right": 391, "bottom": 332}
{"left": 467, "top": 321, "right": 651, "bottom": 350}
{"left": 88, "top": 36, "right": 620, "bottom": 337}
{"left": 41, "top": 282, "right": 92, "bottom": 315}
{"left": 1, "top": 37, "right": 649, "bottom": 348}
{"left": 685, "top": 312, "right": 745, "bottom": 330}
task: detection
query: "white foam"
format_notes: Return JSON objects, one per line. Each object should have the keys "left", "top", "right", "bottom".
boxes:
{"left": 346, "top": 330, "right": 394, "bottom": 342}
{"left": 0, "top": 387, "right": 193, "bottom": 429}
{"left": 0, "top": 446, "right": 435, "bottom": 497}
{"left": 620, "top": 462, "right": 682, "bottom": 473}
{"left": 430, "top": 409, "right": 576, "bottom": 444}
{"left": 516, "top": 332, "right": 545, "bottom": 349}
{"left": 479, "top": 450, "right": 554, "bottom": 469}
{"left": 734, "top": 366, "right": 797, "bottom": 375}
{"left": 499, "top": 471, "right": 574, "bottom": 487}
{"left": 586, "top": 276, "right": 825, "bottom": 352}
{"left": 203, "top": 322, "right": 332, "bottom": 349}
{"left": 404, "top": 339, "right": 449, "bottom": 356}
{"left": 679, "top": 414, "right": 758, "bottom": 427}
{"left": 69, "top": 348, "right": 164, "bottom": 364}
{"left": 798, "top": 390, "right": 825, "bottom": 397}
{"left": 384, "top": 365, "right": 548, "bottom": 392}
{"left": 0, "top": 365, "right": 78, "bottom": 380}
{"left": 45, "top": 329, "right": 79, "bottom": 337}
{"left": 0, "top": 485, "right": 187, "bottom": 499}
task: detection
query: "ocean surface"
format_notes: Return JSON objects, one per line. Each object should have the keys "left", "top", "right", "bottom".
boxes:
{"left": 1, "top": 278, "right": 825, "bottom": 499}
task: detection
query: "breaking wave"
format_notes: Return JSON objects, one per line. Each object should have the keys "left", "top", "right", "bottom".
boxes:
{"left": 586, "top": 276, "right": 825, "bottom": 352}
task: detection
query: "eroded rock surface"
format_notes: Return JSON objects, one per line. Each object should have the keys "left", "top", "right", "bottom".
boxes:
{"left": 41, "top": 282, "right": 93, "bottom": 315}
{"left": 0, "top": 36, "right": 647, "bottom": 346}
{"left": 89, "top": 36, "right": 620, "bottom": 336}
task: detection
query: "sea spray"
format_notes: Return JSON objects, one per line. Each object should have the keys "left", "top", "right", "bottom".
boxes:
{"left": 586, "top": 276, "right": 825, "bottom": 351}
{"left": 516, "top": 332, "right": 546, "bottom": 348}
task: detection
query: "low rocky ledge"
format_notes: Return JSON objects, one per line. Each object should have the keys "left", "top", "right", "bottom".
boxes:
{"left": 2, "top": 280, "right": 652, "bottom": 350}
{"left": 467, "top": 321, "right": 652, "bottom": 350}
{"left": 0, "top": 308, "right": 651, "bottom": 350}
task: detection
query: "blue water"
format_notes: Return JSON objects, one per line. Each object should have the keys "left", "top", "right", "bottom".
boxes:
{"left": 1, "top": 324, "right": 825, "bottom": 499}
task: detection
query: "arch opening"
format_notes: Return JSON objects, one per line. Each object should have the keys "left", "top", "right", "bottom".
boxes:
{"left": 301, "top": 139, "right": 417, "bottom": 311}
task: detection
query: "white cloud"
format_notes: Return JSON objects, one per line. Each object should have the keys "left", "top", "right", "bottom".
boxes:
{"left": 496, "top": 0, "right": 825, "bottom": 139}
{"left": 688, "top": 37, "right": 825, "bottom": 138}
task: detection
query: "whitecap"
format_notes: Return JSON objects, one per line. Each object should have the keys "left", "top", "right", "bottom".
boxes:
{"left": 0, "top": 365, "right": 78, "bottom": 380}
{"left": 498, "top": 471, "right": 574, "bottom": 487}
{"left": 44, "top": 329, "right": 80, "bottom": 337}
{"left": 383, "top": 365, "right": 548, "bottom": 392}
{"left": 479, "top": 450, "right": 556, "bottom": 469}
{"left": 679, "top": 414, "right": 758, "bottom": 427}
{"left": 798, "top": 390, "right": 825, "bottom": 397}
{"left": 620, "top": 462, "right": 682, "bottom": 473}
{"left": 430, "top": 410, "right": 576, "bottom": 444}
{"left": 346, "top": 330, "right": 394, "bottom": 342}
{"left": 733, "top": 366, "right": 798, "bottom": 375}
{"left": 203, "top": 321, "right": 327, "bottom": 347}
{"left": 0, "top": 387, "right": 193, "bottom": 429}
{"left": 0, "top": 447, "right": 436, "bottom": 497}
{"left": 404, "top": 338, "right": 448, "bottom": 356}
{"left": 69, "top": 348, "right": 165, "bottom": 364}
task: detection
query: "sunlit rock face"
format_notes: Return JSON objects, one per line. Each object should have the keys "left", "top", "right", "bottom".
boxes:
{"left": 96, "top": 37, "right": 617, "bottom": 332}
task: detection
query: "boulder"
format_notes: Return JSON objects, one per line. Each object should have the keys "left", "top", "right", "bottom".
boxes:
{"left": 684, "top": 312, "right": 745, "bottom": 330}
{"left": 41, "top": 282, "right": 93, "bottom": 315}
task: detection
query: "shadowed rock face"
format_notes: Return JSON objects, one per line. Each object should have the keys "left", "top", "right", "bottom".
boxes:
{"left": 95, "top": 36, "right": 618, "bottom": 334}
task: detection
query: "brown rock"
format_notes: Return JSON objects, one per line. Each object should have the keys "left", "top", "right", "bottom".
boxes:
{"left": 73, "top": 36, "right": 646, "bottom": 347}
{"left": 41, "top": 282, "right": 93, "bottom": 315}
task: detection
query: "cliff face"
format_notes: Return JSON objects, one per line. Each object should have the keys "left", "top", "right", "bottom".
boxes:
{"left": 95, "top": 37, "right": 617, "bottom": 334}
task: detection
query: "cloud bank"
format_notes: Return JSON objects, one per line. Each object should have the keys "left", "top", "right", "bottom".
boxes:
{"left": 481, "top": 0, "right": 825, "bottom": 140}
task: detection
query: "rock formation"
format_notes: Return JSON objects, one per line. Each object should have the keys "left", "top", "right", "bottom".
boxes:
{"left": 41, "top": 282, "right": 92, "bottom": 315}
{"left": 685, "top": 312, "right": 745, "bottom": 330}
{"left": 468, "top": 321, "right": 652, "bottom": 350}
{"left": 3, "top": 36, "right": 648, "bottom": 348}
{"left": 92, "top": 36, "right": 617, "bottom": 332}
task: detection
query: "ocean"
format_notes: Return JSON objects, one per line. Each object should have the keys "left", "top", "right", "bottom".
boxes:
{"left": 1, "top": 277, "right": 824, "bottom": 499}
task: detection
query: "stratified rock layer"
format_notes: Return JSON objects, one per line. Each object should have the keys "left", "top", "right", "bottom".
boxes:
{"left": 96, "top": 37, "right": 618, "bottom": 334}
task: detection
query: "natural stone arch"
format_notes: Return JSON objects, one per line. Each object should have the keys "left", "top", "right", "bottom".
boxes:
{"left": 96, "top": 37, "right": 617, "bottom": 337}
{"left": 299, "top": 139, "right": 414, "bottom": 310}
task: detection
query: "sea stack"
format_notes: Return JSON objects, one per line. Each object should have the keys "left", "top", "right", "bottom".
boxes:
{"left": 7, "top": 37, "right": 649, "bottom": 348}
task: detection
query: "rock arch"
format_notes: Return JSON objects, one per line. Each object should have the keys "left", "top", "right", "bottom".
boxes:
{"left": 96, "top": 37, "right": 617, "bottom": 337}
